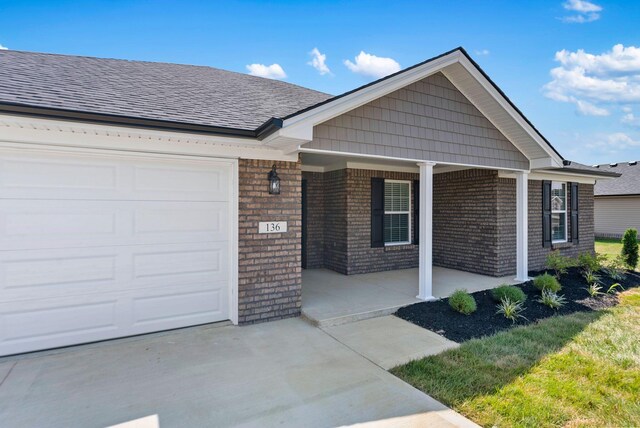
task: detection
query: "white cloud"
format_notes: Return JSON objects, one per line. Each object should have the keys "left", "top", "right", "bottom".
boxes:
{"left": 576, "top": 100, "right": 610, "bottom": 116}
{"left": 246, "top": 63, "right": 287, "bottom": 80}
{"left": 344, "top": 51, "right": 401, "bottom": 79}
{"left": 307, "top": 48, "right": 331, "bottom": 76}
{"left": 621, "top": 112, "right": 640, "bottom": 127}
{"left": 561, "top": 0, "right": 602, "bottom": 23}
{"left": 544, "top": 44, "right": 640, "bottom": 116}
{"left": 0, "top": 44, "right": 7, "bottom": 50}
{"left": 587, "top": 132, "right": 640, "bottom": 153}
{"left": 474, "top": 49, "right": 490, "bottom": 56}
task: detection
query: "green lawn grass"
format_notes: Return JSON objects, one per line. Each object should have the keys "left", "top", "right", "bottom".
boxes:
{"left": 391, "top": 288, "right": 640, "bottom": 428}
{"left": 595, "top": 237, "right": 624, "bottom": 261}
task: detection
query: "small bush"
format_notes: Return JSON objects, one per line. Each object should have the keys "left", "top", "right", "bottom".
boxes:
{"left": 577, "top": 252, "right": 606, "bottom": 273}
{"left": 533, "top": 273, "right": 561, "bottom": 293}
{"left": 496, "top": 297, "right": 527, "bottom": 323}
{"left": 537, "top": 290, "right": 566, "bottom": 310}
{"left": 448, "top": 289, "right": 477, "bottom": 315}
{"left": 622, "top": 228, "right": 639, "bottom": 269}
{"left": 582, "top": 269, "right": 601, "bottom": 286}
{"left": 491, "top": 285, "right": 527, "bottom": 304}
{"left": 585, "top": 283, "right": 603, "bottom": 297}
{"left": 545, "top": 250, "right": 574, "bottom": 279}
{"left": 604, "top": 255, "right": 627, "bottom": 281}
{"left": 607, "top": 283, "right": 624, "bottom": 294}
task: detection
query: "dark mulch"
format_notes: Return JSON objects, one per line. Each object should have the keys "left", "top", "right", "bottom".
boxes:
{"left": 395, "top": 267, "right": 640, "bottom": 343}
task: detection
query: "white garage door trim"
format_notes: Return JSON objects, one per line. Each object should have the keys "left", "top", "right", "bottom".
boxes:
{"left": 0, "top": 142, "right": 239, "bottom": 356}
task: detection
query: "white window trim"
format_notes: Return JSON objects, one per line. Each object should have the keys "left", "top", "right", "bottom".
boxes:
{"left": 384, "top": 179, "right": 412, "bottom": 246}
{"left": 552, "top": 181, "right": 568, "bottom": 244}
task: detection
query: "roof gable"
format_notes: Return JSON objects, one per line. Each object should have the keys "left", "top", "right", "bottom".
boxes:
{"left": 305, "top": 72, "right": 529, "bottom": 170}
{"left": 268, "top": 48, "right": 563, "bottom": 168}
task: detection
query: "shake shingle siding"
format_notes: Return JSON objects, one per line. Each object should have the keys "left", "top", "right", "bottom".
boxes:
{"left": 307, "top": 72, "right": 529, "bottom": 170}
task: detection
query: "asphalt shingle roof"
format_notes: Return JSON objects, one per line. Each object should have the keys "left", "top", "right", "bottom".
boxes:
{"left": 593, "top": 161, "right": 640, "bottom": 196}
{"left": 0, "top": 50, "right": 332, "bottom": 131}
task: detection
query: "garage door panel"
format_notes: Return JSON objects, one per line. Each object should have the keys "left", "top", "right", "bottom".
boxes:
{"left": 0, "top": 200, "right": 229, "bottom": 250}
{"left": 0, "top": 242, "right": 227, "bottom": 301}
{"left": 0, "top": 149, "right": 232, "bottom": 201}
{"left": 133, "top": 164, "right": 230, "bottom": 201}
{"left": 0, "top": 280, "right": 228, "bottom": 356}
{"left": 0, "top": 301, "right": 119, "bottom": 348}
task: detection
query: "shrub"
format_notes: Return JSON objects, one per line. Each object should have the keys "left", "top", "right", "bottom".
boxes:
{"left": 585, "top": 283, "right": 603, "bottom": 297}
{"left": 582, "top": 269, "right": 601, "bottom": 286}
{"left": 496, "top": 297, "right": 527, "bottom": 323}
{"left": 545, "top": 250, "right": 574, "bottom": 279}
{"left": 577, "top": 252, "right": 606, "bottom": 273}
{"left": 537, "top": 290, "right": 566, "bottom": 310}
{"left": 448, "top": 289, "right": 477, "bottom": 315}
{"left": 621, "top": 228, "right": 639, "bottom": 270}
{"left": 607, "top": 283, "right": 624, "bottom": 294}
{"left": 604, "top": 255, "right": 627, "bottom": 281}
{"left": 533, "top": 273, "right": 561, "bottom": 293}
{"left": 491, "top": 285, "right": 527, "bottom": 304}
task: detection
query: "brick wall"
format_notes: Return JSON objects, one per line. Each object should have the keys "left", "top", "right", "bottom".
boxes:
{"left": 344, "top": 169, "right": 420, "bottom": 274}
{"left": 302, "top": 171, "right": 324, "bottom": 269}
{"left": 527, "top": 180, "right": 594, "bottom": 271}
{"left": 301, "top": 168, "right": 596, "bottom": 278}
{"left": 238, "top": 159, "right": 302, "bottom": 324}
{"left": 322, "top": 169, "right": 349, "bottom": 274}
{"left": 433, "top": 169, "right": 502, "bottom": 276}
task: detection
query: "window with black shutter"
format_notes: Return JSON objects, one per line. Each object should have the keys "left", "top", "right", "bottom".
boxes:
{"left": 570, "top": 182, "right": 579, "bottom": 243}
{"left": 371, "top": 177, "right": 385, "bottom": 247}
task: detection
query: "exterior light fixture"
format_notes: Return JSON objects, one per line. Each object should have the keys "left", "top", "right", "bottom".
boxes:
{"left": 268, "top": 164, "right": 281, "bottom": 195}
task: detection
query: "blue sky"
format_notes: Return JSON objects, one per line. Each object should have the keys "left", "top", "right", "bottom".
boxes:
{"left": 1, "top": 0, "right": 639, "bottom": 164}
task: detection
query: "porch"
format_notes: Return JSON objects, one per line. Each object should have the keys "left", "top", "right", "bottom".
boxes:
{"left": 302, "top": 267, "right": 516, "bottom": 327}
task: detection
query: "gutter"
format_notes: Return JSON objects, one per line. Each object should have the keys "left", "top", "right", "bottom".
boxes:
{"left": 0, "top": 102, "right": 283, "bottom": 140}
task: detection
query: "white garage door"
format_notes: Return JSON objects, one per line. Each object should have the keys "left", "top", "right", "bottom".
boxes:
{"left": 0, "top": 147, "right": 236, "bottom": 356}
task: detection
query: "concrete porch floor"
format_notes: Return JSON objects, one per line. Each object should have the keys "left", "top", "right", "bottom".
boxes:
{"left": 302, "top": 267, "right": 517, "bottom": 327}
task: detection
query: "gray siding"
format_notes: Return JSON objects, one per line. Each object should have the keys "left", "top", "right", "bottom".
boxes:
{"left": 308, "top": 72, "right": 530, "bottom": 170}
{"left": 594, "top": 196, "right": 640, "bottom": 239}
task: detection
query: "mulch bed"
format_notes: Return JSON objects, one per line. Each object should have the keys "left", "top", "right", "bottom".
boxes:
{"left": 395, "top": 267, "right": 640, "bottom": 343}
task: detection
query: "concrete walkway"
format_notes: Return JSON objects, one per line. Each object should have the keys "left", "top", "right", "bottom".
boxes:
{"left": 323, "top": 315, "right": 458, "bottom": 370}
{"left": 0, "top": 318, "right": 478, "bottom": 428}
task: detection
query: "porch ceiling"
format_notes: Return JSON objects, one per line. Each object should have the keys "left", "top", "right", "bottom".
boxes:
{"left": 300, "top": 152, "right": 474, "bottom": 174}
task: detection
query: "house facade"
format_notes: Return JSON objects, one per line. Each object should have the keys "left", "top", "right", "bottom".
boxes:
{"left": 0, "top": 47, "right": 617, "bottom": 356}
{"left": 593, "top": 161, "right": 640, "bottom": 239}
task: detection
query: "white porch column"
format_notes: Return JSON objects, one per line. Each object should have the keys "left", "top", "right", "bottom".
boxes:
{"left": 515, "top": 171, "right": 529, "bottom": 281}
{"left": 418, "top": 161, "right": 436, "bottom": 300}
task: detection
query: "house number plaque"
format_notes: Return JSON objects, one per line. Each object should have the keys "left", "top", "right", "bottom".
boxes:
{"left": 258, "top": 221, "right": 288, "bottom": 234}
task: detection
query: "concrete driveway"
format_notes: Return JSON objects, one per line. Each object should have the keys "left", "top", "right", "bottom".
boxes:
{"left": 0, "top": 318, "right": 476, "bottom": 428}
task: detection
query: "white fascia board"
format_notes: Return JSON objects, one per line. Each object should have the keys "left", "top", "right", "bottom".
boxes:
{"left": 530, "top": 157, "right": 558, "bottom": 169}
{"left": 299, "top": 147, "right": 529, "bottom": 172}
{"left": 276, "top": 51, "right": 462, "bottom": 141}
{"left": 0, "top": 114, "right": 297, "bottom": 161}
{"left": 499, "top": 169, "right": 597, "bottom": 184}
{"left": 456, "top": 56, "right": 564, "bottom": 167}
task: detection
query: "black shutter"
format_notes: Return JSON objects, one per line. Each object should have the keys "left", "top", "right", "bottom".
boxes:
{"left": 542, "top": 180, "right": 552, "bottom": 248}
{"left": 371, "top": 177, "right": 385, "bottom": 248}
{"left": 571, "top": 182, "right": 579, "bottom": 243}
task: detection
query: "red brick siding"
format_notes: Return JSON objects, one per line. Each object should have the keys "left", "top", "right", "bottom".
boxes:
{"left": 322, "top": 169, "right": 349, "bottom": 274}
{"left": 238, "top": 159, "right": 302, "bottom": 324}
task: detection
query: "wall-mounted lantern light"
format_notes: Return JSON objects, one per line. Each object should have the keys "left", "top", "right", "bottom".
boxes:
{"left": 268, "top": 164, "right": 281, "bottom": 195}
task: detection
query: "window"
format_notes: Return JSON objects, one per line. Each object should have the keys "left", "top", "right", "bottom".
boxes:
{"left": 551, "top": 181, "right": 567, "bottom": 243}
{"left": 384, "top": 180, "right": 411, "bottom": 245}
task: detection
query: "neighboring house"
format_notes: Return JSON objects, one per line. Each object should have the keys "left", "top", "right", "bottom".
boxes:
{"left": 0, "top": 47, "right": 619, "bottom": 356}
{"left": 594, "top": 161, "right": 640, "bottom": 238}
